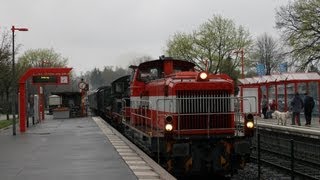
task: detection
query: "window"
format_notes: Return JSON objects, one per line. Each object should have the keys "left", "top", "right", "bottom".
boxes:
{"left": 139, "top": 67, "right": 162, "bottom": 82}
{"left": 277, "top": 84, "right": 285, "bottom": 111}
{"left": 115, "top": 83, "right": 124, "bottom": 93}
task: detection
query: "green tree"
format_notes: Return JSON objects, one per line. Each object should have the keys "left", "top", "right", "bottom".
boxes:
{"left": 0, "top": 31, "right": 13, "bottom": 119}
{"left": 166, "top": 15, "right": 252, "bottom": 77}
{"left": 17, "top": 48, "right": 68, "bottom": 76}
{"left": 276, "top": 0, "right": 320, "bottom": 71}
{"left": 17, "top": 48, "right": 69, "bottom": 107}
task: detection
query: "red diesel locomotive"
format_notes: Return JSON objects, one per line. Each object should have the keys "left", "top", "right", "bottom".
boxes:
{"left": 121, "top": 56, "right": 255, "bottom": 176}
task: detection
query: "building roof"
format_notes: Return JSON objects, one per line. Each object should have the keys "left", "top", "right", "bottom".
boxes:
{"left": 239, "top": 72, "right": 320, "bottom": 85}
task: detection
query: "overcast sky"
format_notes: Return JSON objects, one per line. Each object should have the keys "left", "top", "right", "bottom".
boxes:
{"left": 1, "top": 0, "right": 290, "bottom": 75}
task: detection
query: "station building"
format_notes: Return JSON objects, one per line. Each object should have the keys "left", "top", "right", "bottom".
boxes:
{"left": 238, "top": 72, "right": 320, "bottom": 118}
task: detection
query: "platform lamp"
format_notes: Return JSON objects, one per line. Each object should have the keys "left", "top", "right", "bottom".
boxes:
{"left": 11, "top": 26, "right": 28, "bottom": 136}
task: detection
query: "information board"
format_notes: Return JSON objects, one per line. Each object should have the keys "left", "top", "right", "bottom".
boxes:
{"left": 32, "top": 76, "right": 57, "bottom": 83}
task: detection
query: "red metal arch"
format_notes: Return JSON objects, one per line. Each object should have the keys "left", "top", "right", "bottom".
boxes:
{"left": 19, "top": 67, "right": 72, "bottom": 132}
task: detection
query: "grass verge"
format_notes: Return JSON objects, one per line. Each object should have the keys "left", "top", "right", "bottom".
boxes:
{"left": 0, "top": 119, "right": 13, "bottom": 129}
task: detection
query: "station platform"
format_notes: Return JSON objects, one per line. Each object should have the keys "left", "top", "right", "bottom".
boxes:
{"left": 255, "top": 115, "right": 320, "bottom": 138}
{"left": 0, "top": 115, "right": 175, "bottom": 180}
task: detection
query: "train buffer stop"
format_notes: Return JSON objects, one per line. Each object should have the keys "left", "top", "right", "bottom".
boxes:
{"left": 0, "top": 114, "right": 175, "bottom": 180}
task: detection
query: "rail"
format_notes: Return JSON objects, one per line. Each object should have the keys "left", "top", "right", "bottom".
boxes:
{"left": 252, "top": 133, "right": 320, "bottom": 179}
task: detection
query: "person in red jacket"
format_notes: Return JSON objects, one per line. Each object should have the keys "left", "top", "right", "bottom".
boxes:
{"left": 270, "top": 99, "right": 277, "bottom": 111}
{"left": 267, "top": 99, "right": 277, "bottom": 118}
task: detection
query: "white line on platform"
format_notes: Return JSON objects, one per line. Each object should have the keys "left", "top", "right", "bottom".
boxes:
{"left": 92, "top": 117, "right": 162, "bottom": 180}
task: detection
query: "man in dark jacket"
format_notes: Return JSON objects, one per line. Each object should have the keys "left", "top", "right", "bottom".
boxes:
{"left": 304, "top": 92, "right": 315, "bottom": 126}
{"left": 290, "top": 92, "right": 304, "bottom": 126}
{"left": 261, "top": 95, "right": 268, "bottom": 119}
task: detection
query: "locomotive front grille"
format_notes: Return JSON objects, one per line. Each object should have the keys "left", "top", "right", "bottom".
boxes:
{"left": 176, "top": 90, "right": 232, "bottom": 130}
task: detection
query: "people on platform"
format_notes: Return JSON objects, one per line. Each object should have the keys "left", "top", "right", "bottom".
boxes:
{"left": 303, "top": 92, "right": 315, "bottom": 126}
{"left": 262, "top": 95, "right": 268, "bottom": 119}
{"left": 267, "top": 99, "right": 277, "bottom": 118}
{"left": 270, "top": 99, "right": 277, "bottom": 111}
{"left": 290, "top": 92, "right": 304, "bottom": 126}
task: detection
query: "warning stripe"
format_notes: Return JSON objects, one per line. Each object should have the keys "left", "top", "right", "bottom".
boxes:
{"left": 93, "top": 117, "right": 163, "bottom": 180}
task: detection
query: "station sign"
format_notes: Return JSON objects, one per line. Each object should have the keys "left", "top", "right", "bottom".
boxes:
{"left": 32, "top": 75, "right": 69, "bottom": 84}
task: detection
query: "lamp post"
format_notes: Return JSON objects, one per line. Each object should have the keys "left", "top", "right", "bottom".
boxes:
{"left": 234, "top": 49, "right": 244, "bottom": 79}
{"left": 11, "top": 25, "right": 28, "bottom": 136}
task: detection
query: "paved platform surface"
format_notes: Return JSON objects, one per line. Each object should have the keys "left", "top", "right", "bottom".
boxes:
{"left": 255, "top": 115, "right": 320, "bottom": 138}
{"left": 256, "top": 115, "right": 320, "bottom": 129}
{"left": 0, "top": 116, "right": 138, "bottom": 180}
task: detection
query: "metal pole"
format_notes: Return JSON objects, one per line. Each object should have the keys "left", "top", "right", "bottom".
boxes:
{"left": 258, "top": 133, "right": 261, "bottom": 179}
{"left": 12, "top": 26, "right": 16, "bottom": 136}
{"left": 241, "top": 49, "right": 244, "bottom": 79}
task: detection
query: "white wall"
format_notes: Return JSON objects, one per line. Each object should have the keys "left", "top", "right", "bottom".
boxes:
{"left": 242, "top": 87, "right": 258, "bottom": 113}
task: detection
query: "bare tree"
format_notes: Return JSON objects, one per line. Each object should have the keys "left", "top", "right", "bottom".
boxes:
{"left": 251, "top": 33, "right": 284, "bottom": 75}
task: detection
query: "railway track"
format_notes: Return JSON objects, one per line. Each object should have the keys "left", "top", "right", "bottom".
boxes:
{"left": 251, "top": 149, "right": 320, "bottom": 179}
{"left": 250, "top": 134, "right": 320, "bottom": 180}
{"left": 103, "top": 117, "right": 320, "bottom": 179}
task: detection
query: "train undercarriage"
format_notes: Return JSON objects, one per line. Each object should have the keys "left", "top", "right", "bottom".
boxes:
{"left": 122, "top": 123, "right": 251, "bottom": 177}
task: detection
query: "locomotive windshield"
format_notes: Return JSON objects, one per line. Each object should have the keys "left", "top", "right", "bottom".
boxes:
{"left": 172, "top": 60, "right": 195, "bottom": 72}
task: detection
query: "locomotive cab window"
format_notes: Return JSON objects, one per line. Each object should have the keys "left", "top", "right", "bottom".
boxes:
{"left": 139, "top": 71, "right": 151, "bottom": 82}
{"left": 138, "top": 67, "right": 162, "bottom": 82}
{"left": 150, "top": 68, "right": 158, "bottom": 79}
{"left": 173, "top": 61, "right": 195, "bottom": 73}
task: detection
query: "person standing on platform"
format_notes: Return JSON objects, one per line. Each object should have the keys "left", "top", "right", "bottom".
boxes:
{"left": 304, "top": 92, "right": 315, "bottom": 126}
{"left": 290, "top": 92, "right": 304, "bottom": 126}
{"left": 262, "top": 95, "right": 268, "bottom": 119}
{"left": 268, "top": 99, "right": 277, "bottom": 118}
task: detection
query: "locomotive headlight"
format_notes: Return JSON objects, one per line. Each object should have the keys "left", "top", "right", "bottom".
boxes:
{"left": 165, "top": 124, "right": 173, "bottom": 131}
{"left": 246, "top": 121, "right": 254, "bottom": 129}
{"left": 199, "top": 72, "right": 208, "bottom": 80}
